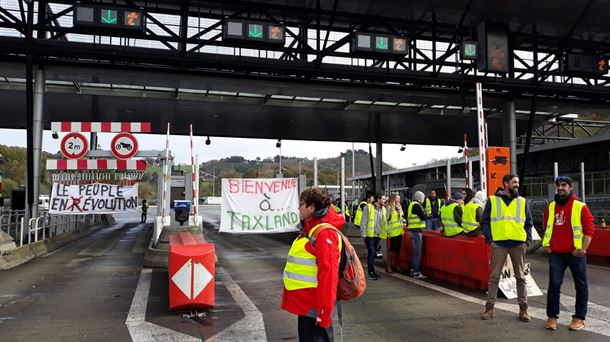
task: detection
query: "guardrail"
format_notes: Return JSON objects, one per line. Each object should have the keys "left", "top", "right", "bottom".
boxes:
{"left": 0, "top": 209, "right": 106, "bottom": 247}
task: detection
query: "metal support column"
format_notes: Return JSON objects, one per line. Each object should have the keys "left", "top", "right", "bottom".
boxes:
{"left": 375, "top": 142, "right": 383, "bottom": 195}
{"left": 446, "top": 159, "right": 452, "bottom": 198}
{"left": 32, "top": 68, "right": 45, "bottom": 218}
{"left": 580, "top": 162, "right": 586, "bottom": 203}
{"left": 504, "top": 100, "right": 518, "bottom": 174}
{"left": 352, "top": 143, "right": 355, "bottom": 200}
{"left": 340, "top": 157, "right": 345, "bottom": 210}
{"left": 313, "top": 157, "right": 318, "bottom": 187}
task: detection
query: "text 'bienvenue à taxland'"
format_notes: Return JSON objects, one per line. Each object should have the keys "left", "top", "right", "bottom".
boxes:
{"left": 226, "top": 178, "right": 300, "bottom": 231}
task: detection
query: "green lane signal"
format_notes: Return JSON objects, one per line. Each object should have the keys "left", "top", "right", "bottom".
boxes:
{"left": 462, "top": 41, "right": 477, "bottom": 60}
{"left": 101, "top": 9, "right": 117, "bottom": 24}
{"left": 376, "top": 37, "right": 388, "bottom": 50}
{"left": 248, "top": 24, "right": 263, "bottom": 38}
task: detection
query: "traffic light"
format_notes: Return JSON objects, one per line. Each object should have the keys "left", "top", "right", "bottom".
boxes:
{"left": 477, "top": 22, "right": 511, "bottom": 73}
{"left": 223, "top": 20, "right": 285, "bottom": 45}
{"left": 351, "top": 33, "right": 408, "bottom": 55}
{"left": 73, "top": 5, "right": 144, "bottom": 32}
{"left": 561, "top": 54, "right": 608, "bottom": 75}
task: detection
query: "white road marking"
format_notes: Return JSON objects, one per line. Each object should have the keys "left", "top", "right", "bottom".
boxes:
{"left": 539, "top": 289, "right": 610, "bottom": 333}
{"left": 205, "top": 267, "right": 267, "bottom": 342}
{"left": 126, "top": 268, "right": 199, "bottom": 342}
{"left": 377, "top": 266, "right": 610, "bottom": 337}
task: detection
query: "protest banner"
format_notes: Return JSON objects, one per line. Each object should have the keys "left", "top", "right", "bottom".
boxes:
{"left": 220, "top": 178, "right": 300, "bottom": 233}
{"left": 50, "top": 183, "right": 139, "bottom": 214}
{"left": 498, "top": 255, "right": 543, "bottom": 299}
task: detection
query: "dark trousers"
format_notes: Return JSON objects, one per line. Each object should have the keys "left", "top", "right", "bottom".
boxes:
{"left": 298, "top": 315, "right": 334, "bottom": 342}
{"left": 364, "top": 237, "right": 380, "bottom": 274}
{"left": 547, "top": 252, "right": 588, "bottom": 320}
{"left": 141, "top": 212, "right": 147, "bottom": 223}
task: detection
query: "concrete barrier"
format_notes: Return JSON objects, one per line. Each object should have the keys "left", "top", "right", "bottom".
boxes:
{"left": 587, "top": 226, "right": 610, "bottom": 265}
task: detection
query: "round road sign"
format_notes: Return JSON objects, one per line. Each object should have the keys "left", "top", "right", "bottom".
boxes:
{"left": 111, "top": 132, "right": 139, "bottom": 159}
{"left": 60, "top": 132, "right": 88, "bottom": 159}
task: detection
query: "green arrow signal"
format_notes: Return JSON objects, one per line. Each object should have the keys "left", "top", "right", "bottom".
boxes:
{"left": 249, "top": 24, "right": 262, "bottom": 38}
{"left": 101, "top": 10, "right": 117, "bottom": 24}
{"left": 376, "top": 37, "right": 388, "bottom": 50}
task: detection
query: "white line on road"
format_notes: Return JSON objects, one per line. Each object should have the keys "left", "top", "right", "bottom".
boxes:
{"left": 205, "top": 267, "right": 267, "bottom": 342}
{"left": 377, "top": 266, "right": 610, "bottom": 337}
{"left": 126, "top": 268, "right": 200, "bottom": 342}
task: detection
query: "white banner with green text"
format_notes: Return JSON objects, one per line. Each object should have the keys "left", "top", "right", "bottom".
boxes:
{"left": 220, "top": 178, "right": 300, "bottom": 233}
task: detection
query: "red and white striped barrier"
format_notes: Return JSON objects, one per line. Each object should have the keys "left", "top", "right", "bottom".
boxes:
{"left": 51, "top": 122, "right": 151, "bottom": 133}
{"left": 476, "top": 82, "right": 487, "bottom": 195}
{"left": 46, "top": 159, "right": 147, "bottom": 171}
{"left": 189, "top": 124, "right": 199, "bottom": 225}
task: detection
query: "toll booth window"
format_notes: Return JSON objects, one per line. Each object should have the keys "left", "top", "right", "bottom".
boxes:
{"left": 77, "top": 7, "right": 94, "bottom": 22}
{"left": 357, "top": 34, "right": 371, "bottom": 49}
{"left": 227, "top": 21, "right": 243, "bottom": 37}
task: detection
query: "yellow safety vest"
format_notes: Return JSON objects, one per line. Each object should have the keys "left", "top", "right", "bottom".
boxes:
{"left": 366, "top": 204, "right": 387, "bottom": 238}
{"left": 407, "top": 202, "right": 426, "bottom": 229}
{"left": 542, "top": 200, "right": 585, "bottom": 249}
{"left": 441, "top": 203, "right": 463, "bottom": 237}
{"left": 332, "top": 204, "right": 342, "bottom": 213}
{"left": 425, "top": 198, "right": 442, "bottom": 216}
{"left": 462, "top": 202, "right": 482, "bottom": 233}
{"left": 354, "top": 201, "right": 367, "bottom": 225}
{"left": 385, "top": 209, "right": 404, "bottom": 238}
{"left": 283, "top": 223, "right": 342, "bottom": 291}
{"left": 489, "top": 195, "right": 527, "bottom": 242}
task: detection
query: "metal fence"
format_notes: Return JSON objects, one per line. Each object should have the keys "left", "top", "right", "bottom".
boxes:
{"left": 0, "top": 209, "right": 106, "bottom": 247}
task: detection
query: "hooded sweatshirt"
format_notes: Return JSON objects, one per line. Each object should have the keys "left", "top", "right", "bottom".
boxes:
{"left": 281, "top": 204, "right": 346, "bottom": 328}
{"left": 543, "top": 193, "right": 595, "bottom": 253}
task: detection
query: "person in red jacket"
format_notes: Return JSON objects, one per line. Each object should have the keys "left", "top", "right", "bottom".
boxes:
{"left": 282, "top": 187, "right": 346, "bottom": 341}
{"left": 542, "top": 176, "right": 595, "bottom": 331}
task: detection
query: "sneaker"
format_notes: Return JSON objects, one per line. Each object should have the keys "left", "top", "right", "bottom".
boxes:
{"left": 519, "top": 310, "right": 531, "bottom": 322}
{"left": 568, "top": 318, "right": 585, "bottom": 331}
{"left": 545, "top": 317, "right": 558, "bottom": 330}
{"left": 368, "top": 273, "right": 379, "bottom": 280}
{"left": 412, "top": 273, "right": 427, "bottom": 279}
{"left": 480, "top": 309, "right": 495, "bottom": 320}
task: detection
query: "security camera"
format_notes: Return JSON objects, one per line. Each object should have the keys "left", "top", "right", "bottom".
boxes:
{"left": 52, "top": 131, "right": 59, "bottom": 139}
{"left": 276, "top": 139, "right": 281, "bottom": 148}
{"left": 400, "top": 144, "right": 406, "bottom": 152}
{"left": 205, "top": 136, "right": 211, "bottom": 145}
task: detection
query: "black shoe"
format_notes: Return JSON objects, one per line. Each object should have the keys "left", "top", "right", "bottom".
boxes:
{"left": 373, "top": 272, "right": 382, "bottom": 278}
{"left": 368, "top": 273, "right": 379, "bottom": 280}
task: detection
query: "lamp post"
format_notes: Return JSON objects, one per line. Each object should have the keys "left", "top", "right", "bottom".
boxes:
{"left": 276, "top": 139, "right": 282, "bottom": 178}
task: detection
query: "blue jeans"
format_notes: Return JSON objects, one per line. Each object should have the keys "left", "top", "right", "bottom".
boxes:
{"left": 547, "top": 252, "right": 588, "bottom": 320}
{"left": 410, "top": 230, "right": 423, "bottom": 274}
{"left": 364, "top": 237, "right": 380, "bottom": 274}
{"left": 426, "top": 218, "right": 440, "bottom": 230}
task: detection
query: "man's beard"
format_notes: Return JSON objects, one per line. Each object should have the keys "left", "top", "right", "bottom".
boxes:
{"left": 510, "top": 187, "right": 519, "bottom": 197}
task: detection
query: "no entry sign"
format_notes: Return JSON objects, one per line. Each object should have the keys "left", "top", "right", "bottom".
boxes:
{"left": 60, "top": 132, "right": 88, "bottom": 159}
{"left": 111, "top": 132, "right": 138, "bottom": 159}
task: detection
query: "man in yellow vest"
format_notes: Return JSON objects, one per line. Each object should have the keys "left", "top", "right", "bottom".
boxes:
{"left": 424, "top": 190, "right": 443, "bottom": 230}
{"left": 480, "top": 174, "right": 533, "bottom": 322}
{"left": 542, "top": 176, "right": 595, "bottom": 331}
{"left": 462, "top": 191, "right": 487, "bottom": 236}
{"left": 407, "top": 191, "right": 427, "bottom": 279}
{"left": 440, "top": 192, "right": 464, "bottom": 237}
{"left": 359, "top": 193, "right": 386, "bottom": 280}
{"left": 354, "top": 192, "right": 374, "bottom": 226}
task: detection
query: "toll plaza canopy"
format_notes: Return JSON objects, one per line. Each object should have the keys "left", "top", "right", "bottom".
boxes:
{"left": 1, "top": 0, "right": 610, "bottom": 145}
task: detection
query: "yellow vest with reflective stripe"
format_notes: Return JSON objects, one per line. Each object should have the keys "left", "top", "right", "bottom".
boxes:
{"left": 283, "top": 223, "right": 342, "bottom": 291}
{"left": 425, "top": 198, "right": 442, "bottom": 216}
{"left": 542, "top": 200, "right": 585, "bottom": 249}
{"left": 354, "top": 201, "right": 367, "bottom": 225}
{"left": 332, "top": 204, "right": 342, "bottom": 213}
{"left": 385, "top": 209, "right": 404, "bottom": 238}
{"left": 407, "top": 202, "right": 426, "bottom": 229}
{"left": 462, "top": 202, "right": 482, "bottom": 233}
{"left": 489, "top": 195, "right": 527, "bottom": 242}
{"left": 366, "top": 204, "right": 387, "bottom": 238}
{"left": 441, "top": 202, "right": 463, "bottom": 236}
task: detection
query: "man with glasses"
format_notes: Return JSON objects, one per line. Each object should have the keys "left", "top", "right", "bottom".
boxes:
{"left": 480, "top": 174, "right": 533, "bottom": 322}
{"left": 542, "top": 176, "right": 595, "bottom": 331}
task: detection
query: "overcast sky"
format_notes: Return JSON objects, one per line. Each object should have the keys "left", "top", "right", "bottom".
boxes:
{"left": 0, "top": 128, "right": 461, "bottom": 170}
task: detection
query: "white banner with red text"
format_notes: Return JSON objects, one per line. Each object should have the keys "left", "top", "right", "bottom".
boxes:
{"left": 220, "top": 178, "right": 300, "bottom": 233}
{"left": 50, "top": 183, "right": 139, "bottom": 214}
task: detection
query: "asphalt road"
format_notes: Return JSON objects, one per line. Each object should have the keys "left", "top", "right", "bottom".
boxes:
{"left": 1, "top": 206, "right": 609, "bottom": 342}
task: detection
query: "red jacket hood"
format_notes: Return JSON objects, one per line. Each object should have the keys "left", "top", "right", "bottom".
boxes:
{"left": 302, "top": 205, "right": 346, "bottom": 233}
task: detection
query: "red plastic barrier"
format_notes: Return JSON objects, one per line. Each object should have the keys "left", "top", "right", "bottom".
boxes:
{"left": 587, "top": 226, "right": 610, "bottom": 264}
{"left": 169, "top": 231, "right": 216, "bottom": 312}
{"left": 398, "top": 229, "right": 492, "bottom": 290}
